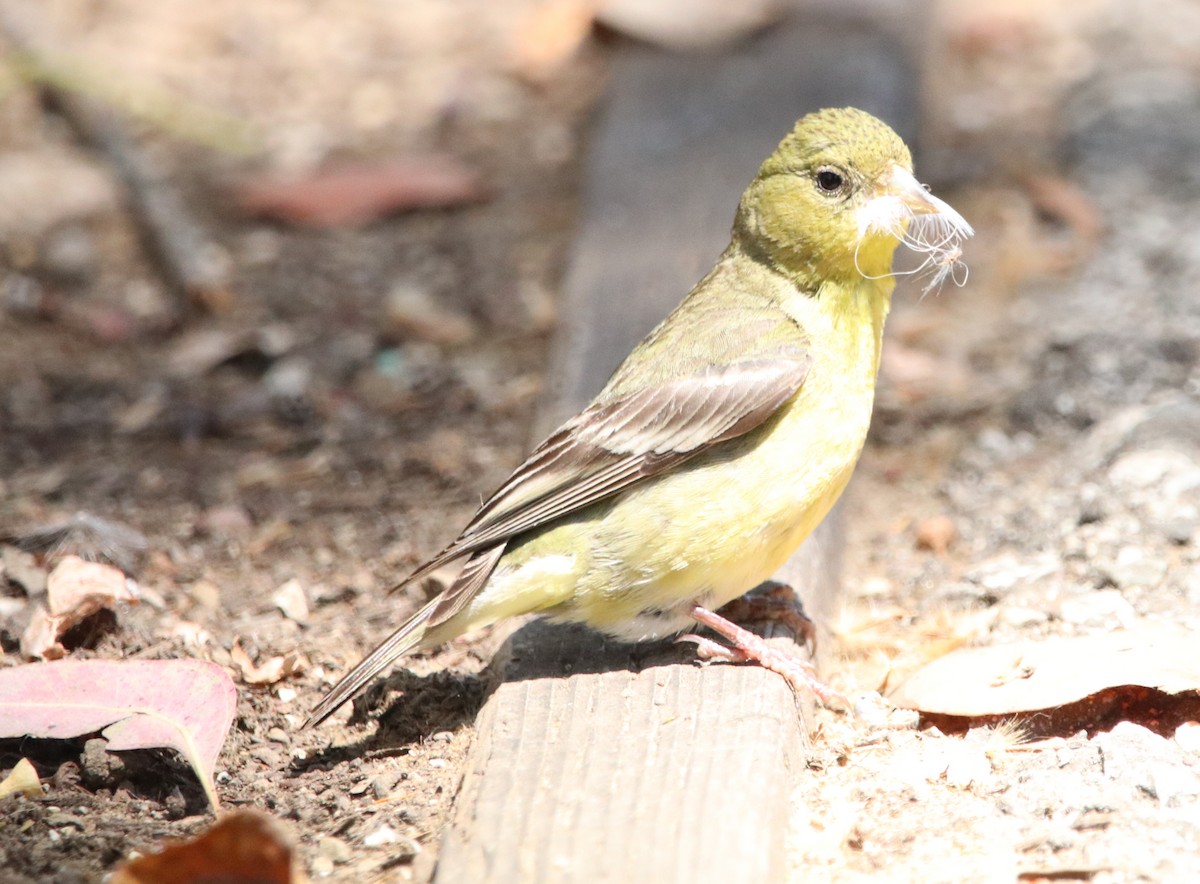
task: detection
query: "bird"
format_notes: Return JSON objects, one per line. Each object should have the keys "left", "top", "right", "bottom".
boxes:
{"left": 305, "top": 107, "right": 972, "bottom": 727}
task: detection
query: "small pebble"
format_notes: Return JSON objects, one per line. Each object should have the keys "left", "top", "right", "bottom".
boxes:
{"left": 1100, "top": 547, "right": 1168, "bottom": 589}
{"left": 915, "top": 514, "right": 957, "bottom": 554}
{"left": 272, "top": 578, "right": 310, "bottom": 623}
{"left": 250, "top": 747, "right": 282, "bottom": 767}
{"left": 1150, "top": 763, "right": 1200, "bottom": 803}
{"left": 189, "top": 579, "right": 223, "bottom": 612}
{"left": 363, "top": 824, "right": 402, "bottom": 847}
{"left": 999, "top": 605, "right": 1049, "bottom": 627}
{"left": 40, "top": 223, "right": 97, "bottom": 283}
{"left": 311, "top": 856, "right": 334, "bottom": 877}
{"left": 264, "top": 355, "right": 313, "bottom": 400}
{"left": 164, "top": 787, "right": 187, "bottom": 820}
{"left": 386, "top": 281, "right": 477, "bottom": 346}
{"left": 317, "top": 835, "right": 352, "bottom": 865}
{"left": 80, "top": 739, "right": 125, "bottom": 790}
{"left": 370, "top": 777, "right": 390, "bottom": 800}
{"left": 1175, "top": 721, "right": 1200, "bottom": 752}
{"left": 1058, "top": 588, "right": 1136, "bottom": 627}
{"left": 1164, "top": 515, "right": 1197, "bottom": 545}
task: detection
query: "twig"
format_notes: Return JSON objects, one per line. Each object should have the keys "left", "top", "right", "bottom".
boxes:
{"left": 0, "top": 1, "right": 234, "bottom": 312}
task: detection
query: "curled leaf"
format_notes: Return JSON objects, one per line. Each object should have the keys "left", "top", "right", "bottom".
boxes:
{"left": 20, "top": 555, "right": 138, "bottom": 660}
{"left": 111, "top": 810, "right": 297, "bottom": 884}
{"left": 0, "top": 758, "right": 42, "bottom": 800}
{"left": 0, "top": 658, "right": 236, "bottom": 809}
{"left": 891, "top": 623, "right": 1200, "bottom": 717}
{"left": 231, "top": 640, "right": 307, "bottom": 686}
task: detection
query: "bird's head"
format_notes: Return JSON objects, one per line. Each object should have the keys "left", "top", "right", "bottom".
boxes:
{"left": 735, "top": 107, "right": 972, "bottom": 291}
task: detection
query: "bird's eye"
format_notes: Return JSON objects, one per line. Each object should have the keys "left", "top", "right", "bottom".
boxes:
{"left": 815, "top": 168, "right": 845, "bottom": 194}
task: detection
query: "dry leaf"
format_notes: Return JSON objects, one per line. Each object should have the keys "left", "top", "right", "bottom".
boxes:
{"left": 111, "top": 810, "right": 298, "bottom": 884}
{"left": 271, "top": 578, "right": 309, "bottom": 623}
{"left": 20, "top": 555, "right": 138, "bottom": 660}
{"left": 0, "top": 758, "right": 42, "bottom": 799}
{"left": 46, "top": 555, "right": 135, "bottom": 610}
{"left": 0, "top": 658, "right": 236, "bottom": 809}
{"left": 235, "top": 156, "right": 488, "bottom": 227}
{"left": 231, "top": 640, "right": 307, "bottom": 686}
{"left": 891, "top": 623, "right": 1200, "bottom": 717}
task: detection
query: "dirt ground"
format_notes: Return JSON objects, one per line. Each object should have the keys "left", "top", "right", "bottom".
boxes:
{"left": 0, "top": 2, "right": 600, "bottom": 880}
{"left": 1, "top": 1, "right": 1199, "bottom": 882}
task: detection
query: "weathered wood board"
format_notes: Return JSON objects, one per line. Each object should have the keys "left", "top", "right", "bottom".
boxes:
{"left": 437, "top": 10, "right": 919, "bottom": 882}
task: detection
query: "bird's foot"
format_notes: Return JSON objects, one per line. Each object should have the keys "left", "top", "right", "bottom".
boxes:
{"left": 714, "top": 580, "right": 817, "bottom": 654}
{"left": 678, "top": 605, "right": 846, "bottom": 707}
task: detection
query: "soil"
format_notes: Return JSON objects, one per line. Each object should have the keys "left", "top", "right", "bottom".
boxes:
{"left": 2, "top": 2, "right": 1199, "bottom": 883}
{"left": 0, "top": 2, "right": 601, "bottom": 880}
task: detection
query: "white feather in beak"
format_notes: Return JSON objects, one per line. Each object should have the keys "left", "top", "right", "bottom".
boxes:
{"left": 856, "top": 164, "right": 974, "bottom": 294}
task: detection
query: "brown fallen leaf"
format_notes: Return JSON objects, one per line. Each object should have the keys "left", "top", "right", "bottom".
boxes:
{"left": 0, "top": 658, "right": 236, "bottom": 809}
{"left": 231, "top": 639, "right": 307, "bottom": 686}
{"left": 891, "top": 622, "right": 1200, "bottom": 717}
{"left": 111, "top": 810, "right": 299, "bottom": 884}
{"left": 21, "top": 555, "right": 138, "bottom": 660}
{"left": 234, "top": 156, "right": 488, "bottom": 228}
{"left": 0, "top": 758, "right": 42, "bottom": 800}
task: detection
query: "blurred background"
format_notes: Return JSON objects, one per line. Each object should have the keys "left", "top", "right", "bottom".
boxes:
{"left": 2, "top": 0, "right": 1200, "bottom": 881}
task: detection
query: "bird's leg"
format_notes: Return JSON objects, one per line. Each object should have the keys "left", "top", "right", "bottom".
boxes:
{"left": 678, "top": 603, "right": 846, "bottom": 706}
{"left": 712, "top": 580, "right": 817, "bottom": 654}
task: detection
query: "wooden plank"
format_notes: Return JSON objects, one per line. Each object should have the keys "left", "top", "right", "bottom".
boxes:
{"left": 437, "top": 10, "right": 920, "bottom": 883}
{"left": 438, "top": 623, "right": 808, "bottom": 883}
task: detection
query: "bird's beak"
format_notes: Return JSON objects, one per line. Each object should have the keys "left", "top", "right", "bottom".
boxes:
{"left": 884, "top": 164, "right": 973, "bottom": 233}
{"left": 858, "top": 164, "right": 974, "bottom": 241}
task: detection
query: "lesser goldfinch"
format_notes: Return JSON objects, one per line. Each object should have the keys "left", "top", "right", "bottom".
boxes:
{"left": 306, "top": 107, "right": 972, "bottom": 727}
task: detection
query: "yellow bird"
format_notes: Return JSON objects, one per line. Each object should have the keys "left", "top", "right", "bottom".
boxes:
{"left": 306, "top": 107, "right": 971, "bottom": 727}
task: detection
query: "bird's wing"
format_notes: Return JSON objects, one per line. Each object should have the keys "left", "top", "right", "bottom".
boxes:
{"left": 407, "top": 347, "right": 812, "bottom": 596}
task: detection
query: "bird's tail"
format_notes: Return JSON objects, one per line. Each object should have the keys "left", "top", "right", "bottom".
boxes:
{"left": 302, "top": 596, "right": 440, "bottom": 728}
{"left": 305, "top": 544, "right": 509, "bottom": 728}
